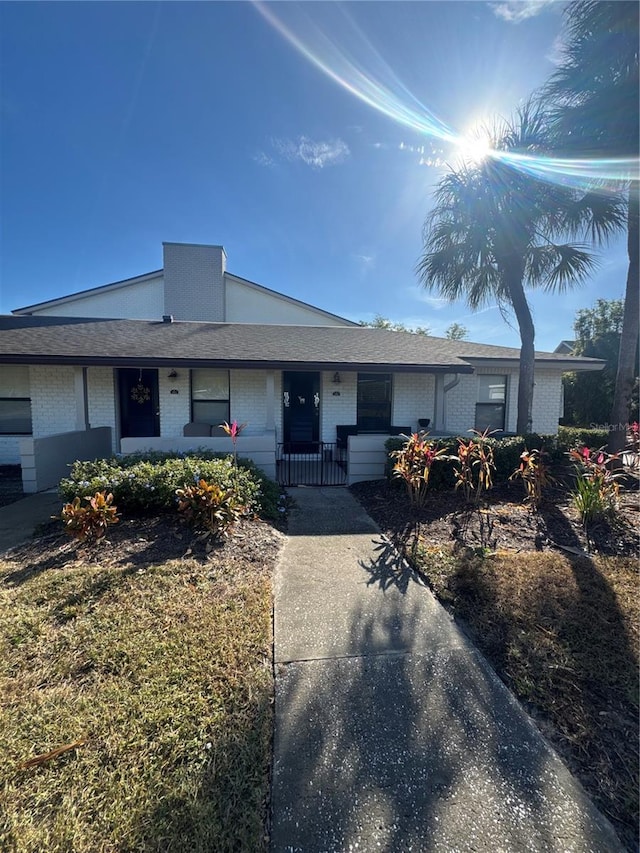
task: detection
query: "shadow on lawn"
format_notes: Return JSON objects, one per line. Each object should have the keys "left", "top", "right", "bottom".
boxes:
{"left": 445, "top": 502, "right": 638, "bottom": 851}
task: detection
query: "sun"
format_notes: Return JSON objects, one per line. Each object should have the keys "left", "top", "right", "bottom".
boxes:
{"left": 455, "top": 129, "right": 494, "bottom": 164}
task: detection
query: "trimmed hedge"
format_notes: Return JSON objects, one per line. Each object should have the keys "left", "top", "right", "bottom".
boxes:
{"left": 59, "top": 452, "right": 281, "bottom": 519}
{"left": 557, "top": 426, "right": 610, "bottom": 451}
{"left": 385, "top": 432, "right": 561, "bottom": 489}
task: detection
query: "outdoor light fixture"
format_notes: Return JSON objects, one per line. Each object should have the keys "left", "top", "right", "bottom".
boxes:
{"left": 167, "top": 369, "right": 178, "bottom": 379}
{"left": 333, "top": 372, "right": 341, "bottom": 384}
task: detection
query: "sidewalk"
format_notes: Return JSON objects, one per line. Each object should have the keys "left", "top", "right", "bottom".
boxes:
{"left": 0, "top": 491, "right": 61, "bottom": 554}
{"left": 271, "top": 487, "right": 623, "bottom": 852}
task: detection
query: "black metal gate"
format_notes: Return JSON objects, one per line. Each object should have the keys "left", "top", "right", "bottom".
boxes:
{"left": 277, "top": 442, "right": 347, "bottom": 486}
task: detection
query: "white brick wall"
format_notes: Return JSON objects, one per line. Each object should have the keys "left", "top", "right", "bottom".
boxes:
{"left": 158, "top": 369, "right": 191, "bottom": 438}
{"left": 321, "top": 371, "right": 357, "bottom": 443}
{"left": 230, "top": 370, "right": 269, "bottom": 435}
{"left": 532, "top": 371, "right": 564, "bottom": 435}
{"left": 443, "top": 374, "right": 476, "bottom": 434}
{"left": 30, "top": 365, "right": 76, "bottom": 437}
{"left": 392, "top": 373, "right": 435, "bottom": 432}
{"left": 87, "top": 367, "right": 118, "bottom": 451}
{"left": 163, "top": 243, "right": 226, "bottom": 322}
{"left": 25, "top": 276, "right": 164, "bottom": 319}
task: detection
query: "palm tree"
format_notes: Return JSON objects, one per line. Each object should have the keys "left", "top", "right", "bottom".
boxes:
{"left": 546, "top": 1, "right": 639, "bottom": 454}
{"left": 417, "top": 100, "right": 625, "bottom": 434}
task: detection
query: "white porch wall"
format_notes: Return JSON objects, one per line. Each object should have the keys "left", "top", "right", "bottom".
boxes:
{"left": 442, "top": 374, "right": 476, "bottom": 435}
{"left": 393, "top": 373, "right": 435, "bottom": 432}
{"left": 158, "top": 369, "right": 191, "bottom": 438}
{"left": 321, "top": 371, "right": 357, "bottom": 444}
{"left": 87, "top": 367, "right": 118, "bottom": 452}
{"left": 231, "top": 369, "right": 270, "bottom": 435}
{"left": 30, "top": 366, "right": 76, "bottom": 437}
{"left": 25, "top": 276, "right": 164, "bottom": 319}
{"left": 532, "top": 371, "right": 564, "bottom": 434}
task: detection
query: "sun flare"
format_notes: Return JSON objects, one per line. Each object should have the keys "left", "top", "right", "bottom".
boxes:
{"left": 456, "top": 130, "right": 494, "bottom": 164}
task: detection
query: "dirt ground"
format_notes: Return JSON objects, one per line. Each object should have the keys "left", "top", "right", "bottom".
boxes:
{"left": 351, "top": 477, "right": 639, "bottom": 558}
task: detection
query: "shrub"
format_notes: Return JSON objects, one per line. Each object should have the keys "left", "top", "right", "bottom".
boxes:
{"left": 60, "top": 453, "right": 280, "bottom": 519}
{"left": 59, "top": 491, "right": 119, "bottom": 545}
{"left": 391, "top": 433, "right": 450, "bottom": 508}
{"left": 510, "top": 448, "right": 554, "bottom": 510}
{"left": 558, "top": 426, "right": 609, "bottom": 452}
{"left": 568, "top": 446, "right": 622, "bottom": 526}
{"left": 176, "top": 480, "right": 244, "bottom": 539}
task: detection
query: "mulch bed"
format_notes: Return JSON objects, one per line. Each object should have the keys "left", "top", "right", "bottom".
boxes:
{"left": 351, "top": 477, "right": 639, "bottom": 558}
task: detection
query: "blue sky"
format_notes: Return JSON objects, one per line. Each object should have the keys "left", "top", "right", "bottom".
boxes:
{"left": 0, "top": 0, "right": 628, "bottom": 350}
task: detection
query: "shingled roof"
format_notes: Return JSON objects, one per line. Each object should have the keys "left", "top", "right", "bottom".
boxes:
{"left": 0, "top": 315, "right": 604, "bottom": 373}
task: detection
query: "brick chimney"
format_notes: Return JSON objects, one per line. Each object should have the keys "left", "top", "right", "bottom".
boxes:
{"left": 162, "top": 242, "right": 226, "bottom": 321}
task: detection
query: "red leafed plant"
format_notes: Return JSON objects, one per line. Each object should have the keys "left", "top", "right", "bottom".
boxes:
{"left": 510, "top": 448, "right": 553, "bottom": 510}
{"left": 391, "top": 432, "right": 449, "bottom": 509}
{"left": 453, "top": 429, "right": 496, "bottom": 503}
{"left": 59, "top": 491, "right": 119, "bottom": 545}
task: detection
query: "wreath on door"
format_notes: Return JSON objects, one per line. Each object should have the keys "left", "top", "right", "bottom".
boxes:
{"left": 131, "top": 382, "right": 151, "bottom": 404}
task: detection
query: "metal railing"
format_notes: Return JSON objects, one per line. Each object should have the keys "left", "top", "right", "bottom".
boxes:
{"left": 277, "top": 442, "right": 347, "bottom": 486}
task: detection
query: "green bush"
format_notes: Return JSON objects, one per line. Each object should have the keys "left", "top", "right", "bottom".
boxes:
{"left": 60, "top": 453, "right": 280, "bottom": 519}
{"left": 557, "top": 426, "right": 610, "bottom": 451}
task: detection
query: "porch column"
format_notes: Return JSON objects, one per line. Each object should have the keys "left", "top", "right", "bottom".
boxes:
{"left": 265, "top": 370, "right": 276, "bottom": 431}
{"left": 74, "top": 366, "right": 90, "bottom": 430}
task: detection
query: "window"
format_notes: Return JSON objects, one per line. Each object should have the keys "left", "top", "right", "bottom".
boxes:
{"left": 475, "top": 374, "right": 506, "bottom": 432}
{"left": 357, "top": 373, "right": 392, "bottom": 432}
{"left": 191, "top": 369, "right": 230, "bottom": 426}
{"left": 0, "top": 365, "right": 32, "bottom": 434}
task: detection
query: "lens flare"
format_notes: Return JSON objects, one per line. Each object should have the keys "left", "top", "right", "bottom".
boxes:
{"left": 253, "top": 1, "right": 638, "bottom": 191}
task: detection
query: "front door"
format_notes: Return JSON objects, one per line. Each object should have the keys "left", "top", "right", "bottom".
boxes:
{"left": 283, "top": 371, "right": 320, "bottom": 452}
{"left": 118, "top": 368, "right": 160, "bottom": 438}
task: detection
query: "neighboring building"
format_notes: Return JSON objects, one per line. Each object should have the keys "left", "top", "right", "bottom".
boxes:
{"left": 554, "top": 340, "right": 576, "bottom": 355}
{"left": 1, "top": 241, "right": 604, "bottom": 488}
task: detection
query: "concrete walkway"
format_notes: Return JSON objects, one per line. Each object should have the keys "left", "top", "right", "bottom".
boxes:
{"left": 271, "top": 487, "right": 622, "bottom": 853}
{"left": 0, "top": 491, "right": 61, "bottom": 554}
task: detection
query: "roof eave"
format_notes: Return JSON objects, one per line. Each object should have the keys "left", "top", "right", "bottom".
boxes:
{"left": 0, "top": 354, "right": 473, "bottom": 373}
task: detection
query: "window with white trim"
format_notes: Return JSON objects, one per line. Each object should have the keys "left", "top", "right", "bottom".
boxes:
{"left": 0, "top": 365, "right": 32, "bottom": 435}
{"left": 191, "top": 369, "right": 230, "bottom": 426}
{"left": 475, "top": 374, "right": 506, "bottom": 432}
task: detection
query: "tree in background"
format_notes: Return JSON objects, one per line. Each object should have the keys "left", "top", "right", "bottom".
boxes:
{"left": 562, "top": 299, "right": 639, "bottom": 426}
{"left": 546, "top": 0, "right": 639, "bottom": 451}
{"left": 445, "top": 323, "right": 469, "bottom": 340}
{"left": 359, "top": 314, "right": 431, "bottom": 336}
{"left": 418, "top": 99, "right": 625, "bottom": 434}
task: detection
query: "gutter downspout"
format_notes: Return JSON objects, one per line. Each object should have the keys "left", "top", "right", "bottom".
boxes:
{"left": 442, "top": 373, "right": 460, "bottom": 432}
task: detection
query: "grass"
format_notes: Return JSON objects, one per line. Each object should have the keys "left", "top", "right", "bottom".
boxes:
{"left": 413, "top": 543, "right": 639, "bottom": 851}
{"left": 0, "top": 531, "right": 276, "bottom": 852}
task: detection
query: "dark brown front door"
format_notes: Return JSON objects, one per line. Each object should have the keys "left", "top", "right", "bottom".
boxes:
{"left": 118, "top": 369, "right": 160, "bottom": 438}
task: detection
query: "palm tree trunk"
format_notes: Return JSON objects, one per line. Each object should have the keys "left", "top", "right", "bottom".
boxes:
{"left": 608, "top": 180, "right": 640, "bottom": 456}
{"left": 505, "top": 263, "right": 536, "bottom": 434}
